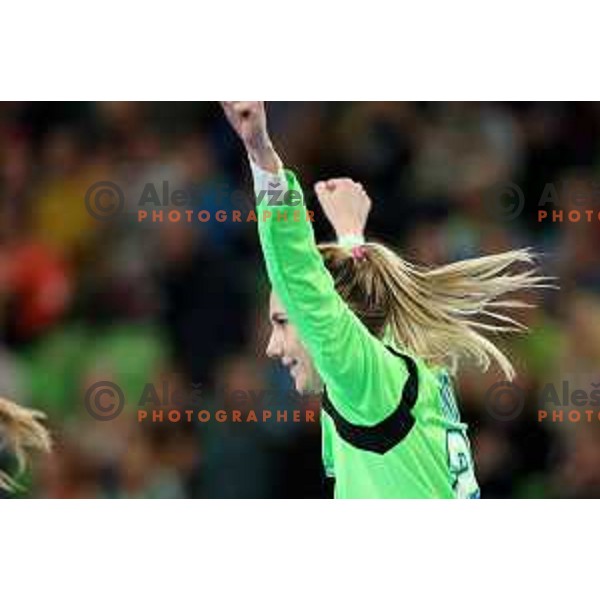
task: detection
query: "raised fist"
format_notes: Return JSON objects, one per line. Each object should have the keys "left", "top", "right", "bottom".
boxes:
{"left": 221, "top": 101, "right": 269, "bottom": 150}
{"left": 221, "top": 101, "right": 280, "bottom": 173}
{"left": 314, "top": 178, "right": 372, "bottom": 239}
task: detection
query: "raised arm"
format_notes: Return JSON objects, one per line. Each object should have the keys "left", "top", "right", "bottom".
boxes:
{"left": 221, "top": 101, "right": 281, "bottom": 174}
{"left": 221, "top": 102, "right": 409, "bottom": 425}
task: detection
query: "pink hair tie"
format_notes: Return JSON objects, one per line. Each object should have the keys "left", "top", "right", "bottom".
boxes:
{"left": 338, "top": 233, "right": 367, "bottom": 262}
{"left": 351, "top": 245, "right": 368, "bottom": 262}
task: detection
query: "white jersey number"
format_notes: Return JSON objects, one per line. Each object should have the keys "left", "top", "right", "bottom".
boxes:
{"left": 446, "top": 429, "right": 479, "bottom": 499}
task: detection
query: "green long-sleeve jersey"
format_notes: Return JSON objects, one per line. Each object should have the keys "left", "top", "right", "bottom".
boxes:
{"left": 253, "top": 163, "right": 480, "bottom": 499}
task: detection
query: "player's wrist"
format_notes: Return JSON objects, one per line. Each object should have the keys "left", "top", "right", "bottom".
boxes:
{"left": 247, "top": 140, "right": 281, "bottom": 175}
{"left": 337, "top": 231, "right": 366, "bottom": 248}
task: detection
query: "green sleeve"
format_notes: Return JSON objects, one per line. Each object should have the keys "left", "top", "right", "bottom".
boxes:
{"left": 255, "top": 166, "right": 409, "bottom": 425}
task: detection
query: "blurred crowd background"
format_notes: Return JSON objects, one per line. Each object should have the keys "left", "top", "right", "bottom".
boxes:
{"left": 1, "top": 101, "right": 599, "bottom": 499}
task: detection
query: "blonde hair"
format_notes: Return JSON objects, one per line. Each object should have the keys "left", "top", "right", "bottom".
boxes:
{"left": 0, "top": 397, "right": 51, "bottom": 492}
{"left": 318, "top": 243, "right": 554, "bottom": 380}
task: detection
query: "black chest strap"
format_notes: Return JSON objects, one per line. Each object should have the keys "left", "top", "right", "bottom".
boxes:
{"left": 321, "top": 346, "right": 419, "bottom": 455}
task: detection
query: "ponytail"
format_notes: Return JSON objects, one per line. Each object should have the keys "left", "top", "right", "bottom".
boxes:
{"left": 318, "top": 243, "right": 554, "bottom": 380}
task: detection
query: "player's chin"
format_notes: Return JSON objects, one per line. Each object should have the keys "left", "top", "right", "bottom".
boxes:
{"left": 294, "top": 373, "right": 320, "bottom": 396}
{"left": 293, "top": 375, "right": 309, "bottom": 395}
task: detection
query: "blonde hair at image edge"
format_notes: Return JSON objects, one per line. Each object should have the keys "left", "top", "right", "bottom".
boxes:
{"left": 0, "top": 397, "right": 51, "bottom": 492}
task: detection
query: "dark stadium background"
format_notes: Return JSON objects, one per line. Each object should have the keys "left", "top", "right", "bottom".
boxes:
{"left": 1, "top": 101, "right": 599, "bottom": 498}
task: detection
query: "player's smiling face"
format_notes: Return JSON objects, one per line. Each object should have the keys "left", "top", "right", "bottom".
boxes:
{"left": 266, "top": 292, "right": 324, "bottom": 395}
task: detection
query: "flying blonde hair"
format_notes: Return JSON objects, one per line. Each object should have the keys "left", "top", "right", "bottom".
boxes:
{"left": 318, "top": 243, "right": 554, "bottom": 380}
{"left": 0, "top": 397, "right": 51, "bottom": 492}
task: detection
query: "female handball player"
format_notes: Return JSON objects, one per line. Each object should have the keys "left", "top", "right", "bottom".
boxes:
{"left": 222, "top": 101, "right": 549, "bottom": 499}
{"left": 0, "top": 397, "right": 51, "bottom": 493}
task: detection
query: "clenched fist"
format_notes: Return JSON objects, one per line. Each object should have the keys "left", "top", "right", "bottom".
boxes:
{"left": 221, "top": 101, "right": 280, "bottom": 173}
{"left": 314, "top": 178, "right": 372, "bottom": 239}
